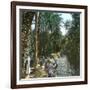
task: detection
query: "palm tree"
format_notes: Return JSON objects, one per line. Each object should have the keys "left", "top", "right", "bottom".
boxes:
{"left": 35, "top": 12, "right": 40, "bottom": 68}
{"left": 20, "top": 10, "right": 35, "bottom": 78}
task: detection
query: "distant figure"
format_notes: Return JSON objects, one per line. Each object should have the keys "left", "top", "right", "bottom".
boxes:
{"left": 40, "top": 56, "right": 45, "bottom": 66}
{"left": 45, "top": 57, "right": 58, "bottom": 77}
{"left": 25, "top": 56, "right": 31, "bottom": 75}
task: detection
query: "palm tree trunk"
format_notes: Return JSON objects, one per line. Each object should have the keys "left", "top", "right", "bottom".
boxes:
{"left": 20, "top": 11, "right": 35, "bottom": 78}
{"left": 35, "top": 12, "right": 40, "bottom": 68}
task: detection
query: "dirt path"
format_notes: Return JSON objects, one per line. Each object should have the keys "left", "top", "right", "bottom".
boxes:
{"left": 56, "top": 55, "right": 74, "bottom": 76}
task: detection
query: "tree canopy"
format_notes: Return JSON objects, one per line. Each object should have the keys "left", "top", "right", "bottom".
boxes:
{"left": 20, "top": 10, "right": 80, "bottom": 78}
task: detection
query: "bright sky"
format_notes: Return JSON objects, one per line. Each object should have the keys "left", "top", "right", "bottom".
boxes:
{"left": 60, "top": 13, "right": 72, "bottom": 35}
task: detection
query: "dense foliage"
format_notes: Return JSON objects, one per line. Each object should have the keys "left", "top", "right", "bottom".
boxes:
{"left": 20, "top": 10, "right": 80, "bottom": 78}
{"left": 61, "top": 13, "right": 80, "bottom": 75}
